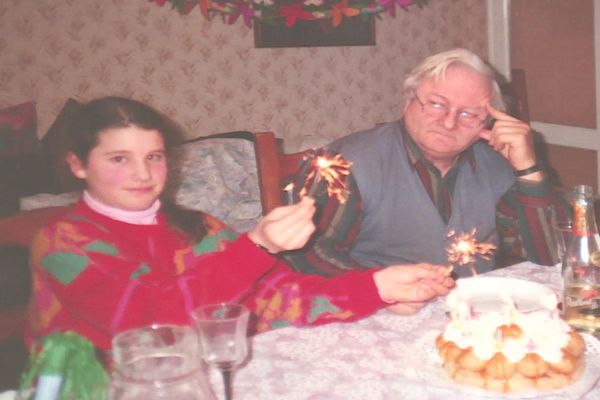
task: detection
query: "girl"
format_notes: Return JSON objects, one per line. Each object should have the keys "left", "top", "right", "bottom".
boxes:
{"left": 26, "top": 97, "right": 453, "bottom": 352}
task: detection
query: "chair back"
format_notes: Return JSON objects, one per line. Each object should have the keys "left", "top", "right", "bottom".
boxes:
{"left": 0, "top": 206, "right": 66, "bottom": 247}
{"left": 254, "top": 132, "right": 310, "bottom": 214}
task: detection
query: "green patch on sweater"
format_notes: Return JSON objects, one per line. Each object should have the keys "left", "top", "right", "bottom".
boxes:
{"left": 192, "top": 230, "right": 238, "bottom": 256}
{"left": 83, "top": 241, "right": 119, "bottom": 255}
{"left": 130, "top": 263, "right": 151, "bottom": 280}
{"left": 42, "top": 253, "right": 90, "bottom": 285}
{"left": 271, "top": 320, "right": 291, "bottom": 329}
{"left": 308, "top": 297, "right": 340, "bottom": 323}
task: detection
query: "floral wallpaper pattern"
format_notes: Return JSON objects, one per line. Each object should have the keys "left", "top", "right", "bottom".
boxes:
{"left": 0, "top": 0, "right": 486, "bottom": 152}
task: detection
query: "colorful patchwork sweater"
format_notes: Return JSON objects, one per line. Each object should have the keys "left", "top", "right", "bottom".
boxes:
{"left": 26, "top": 201, "right": 385, "bottom": 351}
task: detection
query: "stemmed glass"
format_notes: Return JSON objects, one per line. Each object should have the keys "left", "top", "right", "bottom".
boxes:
{"left": 192, "top": 303, "right": 250, "bottom": 400}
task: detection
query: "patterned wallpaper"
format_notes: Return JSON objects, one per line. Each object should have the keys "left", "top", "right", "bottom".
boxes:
{"left": 0, "top": 0, "right": 487, "bottom": 152}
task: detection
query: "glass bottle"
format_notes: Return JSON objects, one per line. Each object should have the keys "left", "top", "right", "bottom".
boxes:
{"left": 562, "top": 185, "right": 600, "bottom": 337}
{"left": 109, "top": 325, "right": 215, "bottom": 400}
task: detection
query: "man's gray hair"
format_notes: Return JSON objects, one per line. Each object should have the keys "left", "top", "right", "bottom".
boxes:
{"left": 403, "top": 48, "right": 505, "bottom": 110}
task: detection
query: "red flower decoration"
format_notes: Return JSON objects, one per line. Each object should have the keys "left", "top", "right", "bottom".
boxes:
{"left": 151, "top": 0, "right": 429, "bottom": 27}
{"left": 279, "top": 3, "right": 314, "bottom": 27}
{"left": 377, "top": 0, "right": 416, "bottom": 17}
{"left": 331, "top": 0, "right": 360, "bottom": 27}
{"left": 199, "top": 0, "right": 212, "bottom": 20}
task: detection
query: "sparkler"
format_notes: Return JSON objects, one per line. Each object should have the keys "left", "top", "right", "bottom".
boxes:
{"left": 298, "top": 150, "right": 352, "bottom": 204}
{"left": 283, "top": 183, "right": 295, "bottom": 205}
{"left": 446, "top": 228, "right": 496, "bottom": 276}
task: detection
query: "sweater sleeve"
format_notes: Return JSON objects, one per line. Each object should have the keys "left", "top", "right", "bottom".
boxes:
{"left": 29, "top": 221, "right": 278, "bottom": 349}
{"left": 242, "top": 261, "right": 385, "bottom": 333}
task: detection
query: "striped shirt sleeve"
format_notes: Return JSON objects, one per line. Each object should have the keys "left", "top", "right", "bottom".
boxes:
{"left": 496, "top": 176, "right": 569, "bottom": 266}
{"left": 283, "top": 162, "right": 366, "bottom": 277}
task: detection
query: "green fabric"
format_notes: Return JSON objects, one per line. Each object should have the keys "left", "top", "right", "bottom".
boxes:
{"left": 83, "top": 240, "right": 119, "bottom": 255}
{"left": 271, "top": 320, "right": 291, "bottom": 329}
{"left": 130, "top": 262, "right": 151, "bottom": 280}
{"left": 192, "top": 229, "right": 238, "bottom": 256}
{"left": 17, "top": 331, "right": 109, "bottom": 400}
{"left": 42, "top": 253, "right": 89, "bottom": 285}
{"left": 308, "top": 296, "right": 341, "bottom": 323}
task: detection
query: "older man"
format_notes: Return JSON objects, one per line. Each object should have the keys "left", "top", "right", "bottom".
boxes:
{"left": 286, "top": 49, "right": 563, "bottom": 291}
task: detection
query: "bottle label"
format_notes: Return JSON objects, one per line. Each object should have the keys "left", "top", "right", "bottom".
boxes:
{"left": 573, "top": 203, "right": 587, "bottom": 236}
{"left": 565, "top": 295, "right": 599, "bottom": 309}
{"left": 572, "top": 202, "right": 599, "bottom": 237}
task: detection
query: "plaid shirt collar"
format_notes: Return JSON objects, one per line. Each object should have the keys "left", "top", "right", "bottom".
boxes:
{"left": 398, "top": 119, "right": 476, "bottom": 175}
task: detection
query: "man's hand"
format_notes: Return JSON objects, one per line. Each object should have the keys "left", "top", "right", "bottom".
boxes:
{"left": 478, "top": 104, "right": 542, "bottom": 182}
{"left": 248, "top": 197, "right": 316, "bottom": 253}
{"left": 373, "top": 263, "right": 455, "bottom": 315}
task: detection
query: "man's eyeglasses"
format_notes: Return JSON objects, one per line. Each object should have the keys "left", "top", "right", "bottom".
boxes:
{"left": 412, "top": 92, "right": 489, "bottom": 129}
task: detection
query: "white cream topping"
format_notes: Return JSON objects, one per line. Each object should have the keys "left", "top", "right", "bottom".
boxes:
{"left": 443, "top": 289, "right": 571, "bottom": 363}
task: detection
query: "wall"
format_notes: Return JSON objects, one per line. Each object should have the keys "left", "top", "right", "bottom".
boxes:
{"left": 511, "top": 0, "right": 596, "bottom": 129}
{"left": 507, "top": 0, "right": 600, "bottom": 192}
{"left": 0, "top": 0, "right": 487, "bottom": 152}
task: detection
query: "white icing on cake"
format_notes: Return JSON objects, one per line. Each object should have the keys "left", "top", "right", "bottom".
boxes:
{"left": 443, "top": 288, "right": 571, "bottom": 364}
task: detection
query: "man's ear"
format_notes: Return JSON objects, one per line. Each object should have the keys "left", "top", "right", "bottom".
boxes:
{"left": 65, "top": 152, "right": 87, "bottom": 180}
{"left": 402, "top": 97, "right": 412, "bottom": 114}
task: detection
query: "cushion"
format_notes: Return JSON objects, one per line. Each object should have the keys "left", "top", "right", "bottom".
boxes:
{"left": 19, "top": 191, "right": 80, "bottom": 211}
{"left": 0, "top": 102, "right": 37, "bottom": 159}
{"left": 166, "top": 132, "right": 262, "bottom": 232}
{"left": 40, "top": 98, "right": 84, "bottom": 193}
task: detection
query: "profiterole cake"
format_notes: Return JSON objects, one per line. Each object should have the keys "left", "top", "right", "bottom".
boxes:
{"left": 436, "top": 286, "right": 585, "bottom": 392}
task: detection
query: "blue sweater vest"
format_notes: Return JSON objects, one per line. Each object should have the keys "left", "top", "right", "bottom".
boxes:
{"left": 329, "top": 122, "right": 515, "bottom": 277}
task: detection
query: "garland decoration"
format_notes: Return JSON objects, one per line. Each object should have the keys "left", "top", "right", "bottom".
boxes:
{"left": 151, "top": 0, "right": 429, "bottom": 28}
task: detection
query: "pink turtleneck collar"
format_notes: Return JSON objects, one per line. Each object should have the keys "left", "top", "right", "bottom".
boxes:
{"left": 83, "top": 190, "right": 160, "bottom": 225}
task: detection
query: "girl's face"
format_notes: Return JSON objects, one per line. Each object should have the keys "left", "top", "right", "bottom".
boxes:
{"left": 67, "top": 126, "right": 167, "bottom": 211}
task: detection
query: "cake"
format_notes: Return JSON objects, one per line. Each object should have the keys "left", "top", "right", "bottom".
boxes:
{"left": 436, "top": 287, "right": 585, "bottom": 392}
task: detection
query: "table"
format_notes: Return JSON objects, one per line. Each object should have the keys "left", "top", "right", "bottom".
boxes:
{"left": 208, "top": 262, "right": 600, "bottom": 400}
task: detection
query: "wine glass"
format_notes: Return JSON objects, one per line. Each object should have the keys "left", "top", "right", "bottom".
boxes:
{"left": 192, "top": 304, "right": 249, "bottom": 400}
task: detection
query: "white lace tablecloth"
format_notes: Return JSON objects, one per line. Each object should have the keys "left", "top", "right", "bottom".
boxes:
{"left": 208, "top": 262, "right": 600, "bottom": 400}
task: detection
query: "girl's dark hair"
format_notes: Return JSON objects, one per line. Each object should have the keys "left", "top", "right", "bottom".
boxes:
{"left": 68, "top": 96, "right": 179, "bottom": 161}
{"left": 69, "top": 96, "right": 207, "bottom": 241}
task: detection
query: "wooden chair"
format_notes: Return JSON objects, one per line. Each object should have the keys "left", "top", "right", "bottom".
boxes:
{"left": 0, "top": 207, "right": 66, "bottom": 248}
{"left": 0, "top": 207, "right": 66, "bottom": 342}
{"left": 253, "top": 132, "right": 311, "bottom": 214}
{"left": 0, "top": 208, "right": 66, "bottom": 389}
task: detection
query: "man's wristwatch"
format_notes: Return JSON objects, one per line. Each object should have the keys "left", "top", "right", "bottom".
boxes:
{"left": 514, "top": 163, "right": 543, "bottom": 177}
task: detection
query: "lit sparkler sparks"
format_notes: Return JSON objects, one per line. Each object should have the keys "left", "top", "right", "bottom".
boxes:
{"left": 446, "top": 228, "right": 496, "bottom": 276}
{"left": 299, "top": 150, "right": 352, "bottom": 204}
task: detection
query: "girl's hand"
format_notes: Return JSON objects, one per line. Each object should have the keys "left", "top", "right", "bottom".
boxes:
{"left": 248, "top": 197, "right": 316, "bottom": 254}
{"left": 385, "top": 302, "right": 428, "bottom": 315}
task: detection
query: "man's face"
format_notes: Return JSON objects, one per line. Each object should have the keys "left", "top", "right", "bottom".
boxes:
{"left": 403, "top": 66, "right": 492, "bottom": 166}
